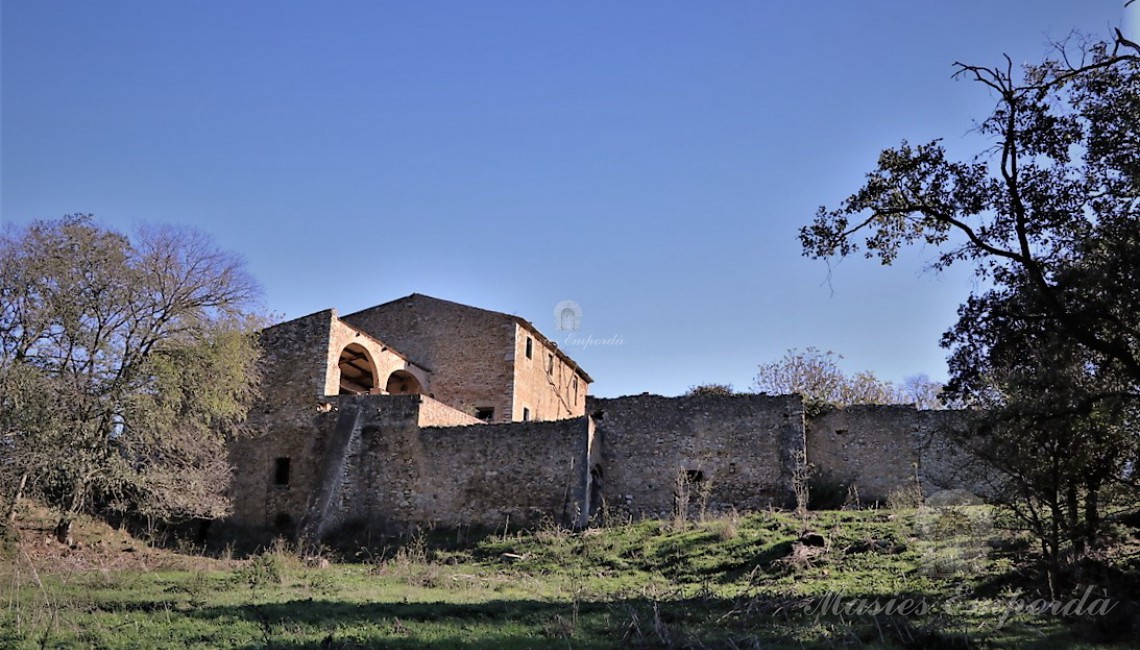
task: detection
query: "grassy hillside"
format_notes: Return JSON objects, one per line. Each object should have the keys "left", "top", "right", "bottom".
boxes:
{"left": 2, "top": 504, "right": 1138, "bottom": 648}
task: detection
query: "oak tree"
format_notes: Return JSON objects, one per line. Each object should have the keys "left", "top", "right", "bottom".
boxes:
{"left": 800, "top": 28, "right": 1139, "bottom": 588}
{"left": 0, "top": 216, "right": 263, "bottom": 542}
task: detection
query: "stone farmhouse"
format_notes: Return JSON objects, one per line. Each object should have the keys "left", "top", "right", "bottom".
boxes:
{"left": 226, "top": 294, "right": 981, "bottom": 545}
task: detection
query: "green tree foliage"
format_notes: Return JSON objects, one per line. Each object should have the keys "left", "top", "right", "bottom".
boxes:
{"left": 800, "top": 29, "right": 1139, "bottom": 589}
{"left": 685, "top": 383, "right": 735, "bottom": 397}
{"left": 0, "top": 216, "right": 264, "bottom": 542}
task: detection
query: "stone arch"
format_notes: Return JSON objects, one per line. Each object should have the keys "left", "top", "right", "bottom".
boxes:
{"left": 337, "top": 343, "right": 376, "bottom": 395}
{"left": 385, "top": 369, "right": 423, "bottom": 395}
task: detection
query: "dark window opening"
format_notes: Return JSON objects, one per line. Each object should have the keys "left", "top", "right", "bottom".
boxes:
{"left": 475, "top": 406, "right": 495, "bottom": 422}
{"left": 546, "top": 353, "right": 554, "bottom": 374}
{"left": 684, "top": 469, "right": 704, "bottom": 483}
{"left": 525, "top": 337, "right": 533, "bottom": 359}
{"left": 591, "top": 409, "right": 605, "bottom": 420}
{"left": 835, "top": 428, "right": 848, "bottom": 435}
{"left": 522, "top": 407, "right": 531, "bottom": 422}
{"left": 385, "top": 370, "right": 423, "bottom": 395}
{"left": 273, "top": 457, "right": 291, "bottom": 486}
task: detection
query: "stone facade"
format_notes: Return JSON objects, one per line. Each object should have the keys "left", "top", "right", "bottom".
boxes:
{"left": 589, "top": 394, "right": 806, "bottom": 519}
{"left": 225, "top": 294, "right": 988, "bottom": 545}
{"left": 807, "top": 405, "right": 991, "bottom": 503}
{"left": 341, "top": 294, "right": 590, "bottom": 423}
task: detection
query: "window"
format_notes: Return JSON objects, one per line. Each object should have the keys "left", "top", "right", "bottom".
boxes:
{"left": 525, "top": 337, "right": 533, "bottom": 359}
{"left": 573, "top": 377, "right": 579, "bottom": 403}
{"left": 273, "top": 457, "right": 291, "bottom": 486}
{"left": 546, "top": 353, "right": 554, "bottom": 374}
{"left": 522, "top": 407, "right": 531, "bottom": 422}
{"left": 475, "top": 406, "right": 495, "bottom": 422}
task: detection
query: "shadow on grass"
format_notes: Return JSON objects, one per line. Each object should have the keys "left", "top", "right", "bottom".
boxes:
{"left": 170, "top": 591, "right": 1131, "bottom": 650}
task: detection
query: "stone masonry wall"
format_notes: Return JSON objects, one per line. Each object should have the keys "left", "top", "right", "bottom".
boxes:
{"left": 417, "top": 395, "right": 485, "bottom": 427}
{"left": 324, "top": 315, "right": 431, "bottom": 396}
{"left": 309, "top": 396, "right": 591, "bottom": 541}
{"left": 806, "top": 405, "right": 983, "bottom": 503}
{"left": 588, "top": 394, "right": 806, "bottom": 520}
{"left": 229, "top": 310, "right": 337, "bottom": 534}
{"left": 511, "top": 322, "right": 587, "bottom": 421}
{"left": 341, "top": 295, "right": 517, "bottom": 422}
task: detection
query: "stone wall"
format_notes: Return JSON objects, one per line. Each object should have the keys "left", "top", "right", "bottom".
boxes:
{"left": 324, "top": 315, "right": 430, "bottom": 396}
{"left": 304, "top": 395, "right": 591, "bottom": 542}
{"left": 588, "top": 394, "right": 806, "bottom": 519}
{"left": 228, "top": 310, "right": 336, "bottom": 534}
{"left": 417, "top": 394, "right": 485, "bottom": 427}
{"left": 341, "top": 295, "right": 518, "bottom": 422}
{"left": 511, "top": 322, "right": 586, "bottom": 421}
{"left": 806, "top": 405, "right": 983, "bottom": 503}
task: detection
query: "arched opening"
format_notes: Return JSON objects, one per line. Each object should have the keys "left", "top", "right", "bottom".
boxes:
{"left": 338, "top": 343, "right": 376, "bottom": 395}
{"left": 385, "top": 369, "right": 423, "bottom": 395}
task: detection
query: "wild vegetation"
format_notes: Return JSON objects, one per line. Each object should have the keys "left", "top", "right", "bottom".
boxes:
{"left": 0, "top": 216, "right": 264, "bottom": 544}
{"left": 3, "top": 500, "right": 1138, "bottom": 649}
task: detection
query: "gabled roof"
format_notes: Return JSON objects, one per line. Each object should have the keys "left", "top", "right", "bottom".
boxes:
{"left": 343, "top": 293, "right": 593, "bottom": 383}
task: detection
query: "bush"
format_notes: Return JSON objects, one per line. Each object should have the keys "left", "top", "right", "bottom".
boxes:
{"left": 236, "top": 550, "right": 285, "bottom": 588}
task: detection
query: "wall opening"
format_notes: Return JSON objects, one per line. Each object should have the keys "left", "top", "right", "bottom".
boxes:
{"left": 525, "top": 336, "right": 533, "bottom": 359}
{"left": 475, "top": 406, "right": 495, "bottom": 422}
{"left": 338, "top": 343, "right": 376, "bottom": 395}
{"left": 273, "top": 457, "right": 291, "bottom": 486}
{"left": 385, "top": 370, "right": 423, "bottom": 395}
{"left": 522, "top": 407, "right": 531, "bottom": 422}
{"left": 273, "top": 512, "right": 294, "bottom": 534}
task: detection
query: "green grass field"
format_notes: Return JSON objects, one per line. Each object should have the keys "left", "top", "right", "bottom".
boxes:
{"left": 2, "top": 506, "right": 1137, "bottom": 648}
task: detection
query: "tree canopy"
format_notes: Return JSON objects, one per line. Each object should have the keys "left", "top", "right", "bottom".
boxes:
{"left": 753, "top": 347, "right": 944, "bottom": 413}
{"left": 799, "top": 28, "right": 1139, "bottom": 589}
{"left": 0, "top": 215, "right": 264, "bottom": 541}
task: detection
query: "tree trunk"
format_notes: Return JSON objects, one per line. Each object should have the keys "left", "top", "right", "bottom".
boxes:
{"left": 1067, "top": 484, "right": 1084, "bottom": 555}
{"left": 54, "top": 516, "right": 73, "bottom": 546}
{"left": 5, "top": 473, "right": 28, "bottom": 523}
{"left": 1084, "top": 483, "right": 1100, "bottom": 552}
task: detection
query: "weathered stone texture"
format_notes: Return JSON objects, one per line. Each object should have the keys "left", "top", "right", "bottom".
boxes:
{"left": 588, "top": 394, "right": 806, "bottom": 519}
{"left": 224, "top": 294, "right": 996, "bottom": 547}
{"left": 417, "top": 395, "right": 485, "bottom": 427}
{"left": 342, "top": 294, "right": 589, "bottom": 422}
{"left": 512, "top": 322, "right": 586, "bottom": 421}
{"left": 806, "top": 405, "right": 984, "bottom": 503}
{"left": 324, "top": 316, "right": 430, "bottom": 396}
{"left": 288, "top": 395, "right": 591, "bottom": 542}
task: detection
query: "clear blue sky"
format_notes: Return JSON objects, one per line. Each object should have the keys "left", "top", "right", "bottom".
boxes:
{"left": 2, "top": 1, "right": 1132, "bottom": 397}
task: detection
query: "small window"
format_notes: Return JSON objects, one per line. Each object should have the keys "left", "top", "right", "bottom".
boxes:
{"left": 573, "top": 377, "right": 579, "bottom": 403}
{"left": 273, "top": 457, "right": 291, "bottom": 486}
{"left": 546, "top": 353, "right": 554, "bottom": 374}
{"left": 525, "top": 337, "right": 533, "bottom": 359}
{"left": 475, "top": 406, "right": 495, "bottom": 422}
{"left": 522, "top": 407, "right": 531, "bottom": 422}
{"left": 684, "top": 469, "right": 704, "bottom": 483}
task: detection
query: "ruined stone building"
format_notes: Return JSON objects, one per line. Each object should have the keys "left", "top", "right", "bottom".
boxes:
{"left": 226, "top": 294, "right": 982, "bottom": 544}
